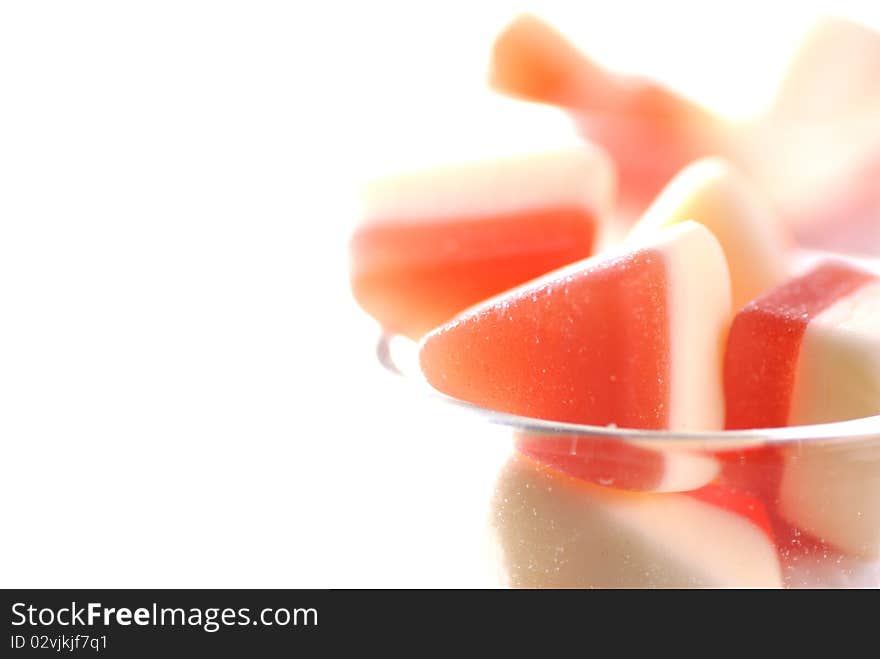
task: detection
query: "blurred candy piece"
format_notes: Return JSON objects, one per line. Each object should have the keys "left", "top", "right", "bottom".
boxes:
{"left": 743, "top": 18, "right": 880, "bottom": 241}
{"left": 789, "top": 150, "right": 880, "bottom": 256}
{"left": 742, "top": 117, "right": 880, "bottom": 231}
{"left": 489, "top": 13, "right": 623, "bottom": 112}
{"left": 724, "top": 262, "right": 880, "bottom": 430}
{"left": 516, "top": 432, "right": 719, "bottom": 493}
{"left": 489, "top": 13, "right": 727, "bottom": 210}
{"left": 490, "top": 455, "right": 782, "bottom": 588}
{"left": 420, "top": 221, "right": 730, "bottom": 430}
{"left": 771, "top": 17, "right": 880, "bottom": 121}
{"left": 628, "top": 157, "right": 790, "bottom": 309}
{"left": 351, "top": 144, "right": 613, "bottom": 339}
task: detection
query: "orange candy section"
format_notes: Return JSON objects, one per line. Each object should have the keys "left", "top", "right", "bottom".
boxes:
{"left": 490, "top": 14, "right": 625, "bottom": 112}
{"left": 350, "top": 206, "right": 597, "bottom": 339}
{"left": 419, "top": 248, "right": 669, "bottom": 428}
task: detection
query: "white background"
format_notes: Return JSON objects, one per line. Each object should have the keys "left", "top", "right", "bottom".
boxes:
{"left": 1, "top": 1, "right": 878, "bottom": 587}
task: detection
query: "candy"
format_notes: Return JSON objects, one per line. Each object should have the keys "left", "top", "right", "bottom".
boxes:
{"left": 419, "top": 221, "right": 731, "bottom": 430}
{"left": 741, "top": 19, "right": 880, "bottom": 260}
{"left": 774, "top": 279, "right": 880, "bottom": 557}
{"left": 489, "top": 13, "right": 725, "bottom": 209}
{"left": 724, "top": 262, "right": 880, "bottom": 430}
{"left": 771, "top": 17, "right": 880, "bottom": 121}
{"left": 351, "top": 145, "right": 613, "bottom": 339}
{"left": 790, "top": 151, "right": 880, "bottom": 256}
{"left": 490, "top": 455, "right": 782, "bottom": 588}
{"left": 489, "top": 13, "right": 621, "bottom": 112}
{"left": 515, "top": 433, "right": 719, "bottom": 493}
{"left": 724, "top": 266, "right": 880, "bottom": 557}
{"left": 744, "top": 19, "right": 880, "bottom": 223}
{"left": 628, "top": 157, "right": 790, "bottom": 309}
{"left": 779, "top": 439, "right": 880, "bottom": 559}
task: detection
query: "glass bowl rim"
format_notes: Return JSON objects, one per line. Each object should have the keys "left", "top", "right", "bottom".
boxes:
{"left": 378, "top": 332, "right": 880, "bottom": 448}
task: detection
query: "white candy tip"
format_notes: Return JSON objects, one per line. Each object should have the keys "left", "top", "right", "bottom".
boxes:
{"left": 630, "top": 158, "right": 788, "bottom": 310}
{"left": 362, "top": 143, "right": 615, "bottom": 225}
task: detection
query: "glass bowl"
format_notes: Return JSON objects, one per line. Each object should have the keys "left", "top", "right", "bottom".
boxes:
{"left": 378, "top": 330, "right": 880, "bottom": 588}
{"left": 360, "top": 103, "right": 880, "bottom": 586}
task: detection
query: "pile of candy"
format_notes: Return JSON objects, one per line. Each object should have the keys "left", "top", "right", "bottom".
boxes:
{"left": 350, "top": 14, "right": 880, "bottom": 587}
